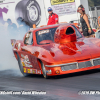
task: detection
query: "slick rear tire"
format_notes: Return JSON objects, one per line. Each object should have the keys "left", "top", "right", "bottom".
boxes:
{"left": 17, "top": 53, "right": 29, "bottom": 77}
{"left": 15, "top": 0, "right": 41, "bottom": 27}
{"left": 41, "top": 62, "right": 49, "bottom": 79}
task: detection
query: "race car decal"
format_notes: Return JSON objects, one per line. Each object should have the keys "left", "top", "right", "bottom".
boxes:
{"left": 21, "top": 54, "right": 33, "bottom": 68}
{"left": 30, "top": 69, "right": 33, "bottom": 73}
{"left": 33, "top": 70, "right": 36, "bottom": 74}
{"left": 21, "top": 58, "right": 25, "bottom": 67}
{"left": 46, "top": 70, "right": 52, "bottom": 74}
{"left": 38, "top": 30, "right": 50, "bottom": 35}
{"left": 27, "top": 69, "right": 31, "bottom": 73}
{"left": 25, "top": 69, "right": 41, "bottom": 74}
{"left": 24, "top": 68, "right": 27, "bottom": 73}
{"left": 25, "top": 64, "right": 33, "bottom": 67}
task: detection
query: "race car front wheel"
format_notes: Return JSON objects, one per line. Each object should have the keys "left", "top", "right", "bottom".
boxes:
{"left": 17, "top": 53, "right": 29, "bottom": 77}
{"left": 41, "top": 62, "right": 49, "bottom": 79}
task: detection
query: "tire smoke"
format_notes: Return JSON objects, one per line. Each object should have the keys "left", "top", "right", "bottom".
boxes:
{"left": 0, "top": 21, "right": 29, "bottom": 71}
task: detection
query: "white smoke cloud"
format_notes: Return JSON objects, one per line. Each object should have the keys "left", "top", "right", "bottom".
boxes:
{"left": 0, "top": 17, "right": 31, "bottom": 71}
{"left": 0, "top": 23, "right": 22, "bottom": 71}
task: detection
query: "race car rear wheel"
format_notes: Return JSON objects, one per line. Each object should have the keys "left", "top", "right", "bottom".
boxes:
{"left": 17, "top": 53, "right": 29, "bottom": 77}
{"left": 41, "top": 62, "right": 49, "bottom": 79}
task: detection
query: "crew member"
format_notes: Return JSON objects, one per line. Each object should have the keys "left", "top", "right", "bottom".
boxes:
{"left": 47, "top": 7, "right": 59, "bottom": 25}
{"left": 77, "top": 5, "right": 94, "bottom": 38}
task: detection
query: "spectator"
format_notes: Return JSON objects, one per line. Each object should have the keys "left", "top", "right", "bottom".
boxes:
{"left": 77, "top": 5, "right": 94, "bottom": 38}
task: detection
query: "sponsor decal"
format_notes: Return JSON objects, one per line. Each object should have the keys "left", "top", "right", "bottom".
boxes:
{"left": 30, "top": 69, "right": 33, "bottom": 73}
{"left": 21, "top": 54, "right": 33, "bottom": 68}
{"left": 36, "top": 69, "right": 37, "bottom": 74}
{"left": 33, "top": 70, "right": 36, "bottom": 74}
{"left": 38, "top": 30, "right": 50, "bottom": 35}
{"left": 27, "top": 69, "right": 30, "bottom": 73}
{"left": 22, "top": 62, "right": 25, "bottom": 67}
{"left": 24, "top": 68, "right": 26, "bottom": 73}
{"left": 21, "top": 58, "right": 25, "bottom": 67}
{"left": 26, "top": 69, "right": 40, "bottom": 74}
{"left": 46, "top": 70, "right": 52, "bottom": 74}
{"left": 25, "top": 64, "right": 32, "bottom": 67}
{"left": 51, "top": 0, "right": 75, "bottom": 5}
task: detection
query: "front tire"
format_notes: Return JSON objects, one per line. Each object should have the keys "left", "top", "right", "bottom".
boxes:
{"left": 17, "top": 54, "right": 29, "bottom": 77}
{"left": 41, "top": 62, "right": 49, "bottom": 79}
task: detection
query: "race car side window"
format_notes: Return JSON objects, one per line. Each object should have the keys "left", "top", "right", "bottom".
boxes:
{"left": 24, "top": 32, "right": 33, "bottom": 45}
{"left": 71, "top": 25, "right": 83, "bottom": 38}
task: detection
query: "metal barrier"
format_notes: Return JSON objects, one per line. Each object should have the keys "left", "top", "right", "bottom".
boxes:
{"left": 70, "top": 17, "right": 98, "bottom": 29}
{"left": 89, "top": 6, "right": 100, "bottom": 29}
{"left": 90, "top": 6, "right": 100, "bottom": 18}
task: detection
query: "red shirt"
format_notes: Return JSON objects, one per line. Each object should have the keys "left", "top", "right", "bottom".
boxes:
{"left": 47, "top": 13, "right": 58, "bottom": 25}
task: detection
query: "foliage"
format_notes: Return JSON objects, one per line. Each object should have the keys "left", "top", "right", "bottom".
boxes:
{"left": 88, "top": 0, "right": 100, "bottom": 7}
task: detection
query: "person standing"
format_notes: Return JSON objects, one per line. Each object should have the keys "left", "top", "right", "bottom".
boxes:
{"left": 77, "top": 5, "right": 94, "bottom": 38}
{"left": 7, "top": 19, "right": 17, "bottom": 34}
{"left": 47, "top": 7, "right": 59, "bottom": 25}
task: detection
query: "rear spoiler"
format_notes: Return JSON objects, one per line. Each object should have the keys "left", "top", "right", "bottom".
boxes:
{"left": 11, "top": 39, "right": 16, "bottom": 47}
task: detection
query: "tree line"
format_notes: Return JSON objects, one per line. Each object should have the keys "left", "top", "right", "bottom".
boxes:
{"left": 88, "top": 0, "right": 100, "bottom": 7}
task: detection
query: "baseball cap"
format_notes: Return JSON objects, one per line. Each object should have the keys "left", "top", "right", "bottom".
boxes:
{"left": 48, "top": 7, "right": 52, "bottom": 12}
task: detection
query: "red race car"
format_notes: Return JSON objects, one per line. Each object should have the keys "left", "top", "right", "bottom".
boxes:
{"left": 11, "top": 23, "right": 100, "bottom": 79}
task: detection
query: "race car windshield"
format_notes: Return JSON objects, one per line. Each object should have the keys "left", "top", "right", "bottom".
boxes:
{"left": 36, "top": 26, "right": 83, "bottom": 45}
{"left": 36, "top": 27, "right": 57, "bottom": 44}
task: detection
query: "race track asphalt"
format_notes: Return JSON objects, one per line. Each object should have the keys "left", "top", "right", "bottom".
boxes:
{"left": 0, "top": 67, "right": 100, "bottom": 100}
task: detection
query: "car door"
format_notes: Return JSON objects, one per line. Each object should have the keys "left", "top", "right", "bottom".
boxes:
{"left": 20, "top": 31, "right": 41, "bottom": 74}
{"left": 20, "top": 32, "right": 33, "bottom": 70}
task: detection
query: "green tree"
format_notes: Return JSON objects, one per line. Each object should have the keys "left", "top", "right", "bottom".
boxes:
{"left": 88, "top": 0, "right": 100, "bottom": 7}
{"left": 88, "top": 0, "right": 94, "bottom": 7}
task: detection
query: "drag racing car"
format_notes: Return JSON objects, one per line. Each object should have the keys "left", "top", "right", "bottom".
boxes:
{"left": 11, "top": 23, "right": 100, "bottom": 79}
